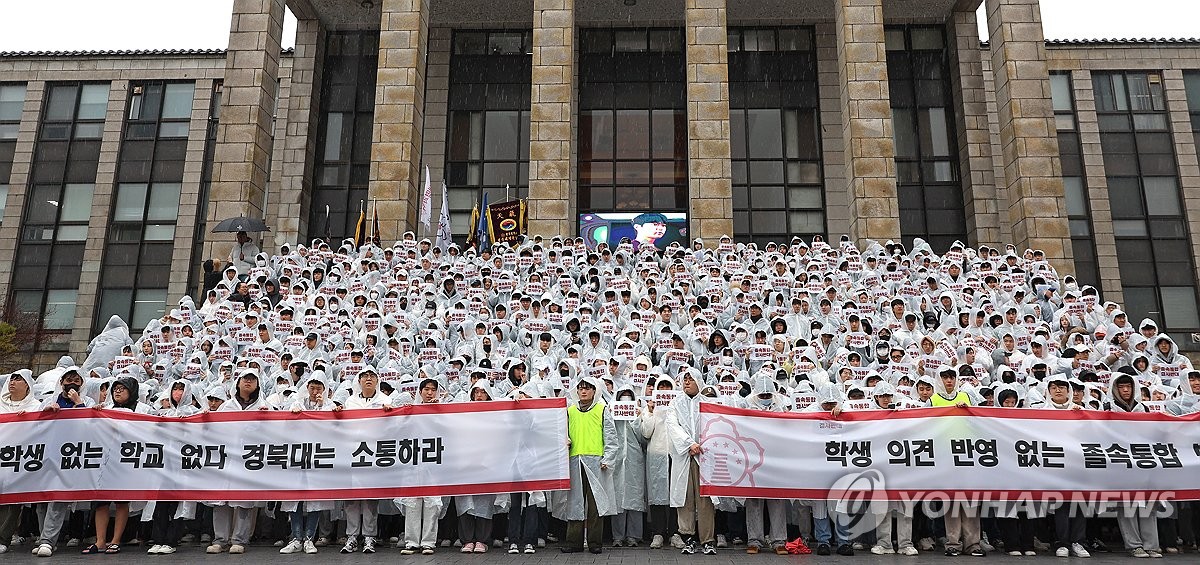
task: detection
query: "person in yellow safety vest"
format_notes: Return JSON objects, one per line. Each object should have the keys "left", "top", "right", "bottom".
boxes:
{"left": 930, "top": 367, "right": 970, "bottom": 408}
{"left": 929, "top": 367, "right": 984, "bottom": 557}
{"left": 560, "top": 375, "right": 617, "bottom": 554}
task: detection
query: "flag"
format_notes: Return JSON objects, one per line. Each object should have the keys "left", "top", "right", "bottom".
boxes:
{"left": 466, "top": 200, "right": 480, "bottom": 249}
{"left": 486, "top": 198, "right": 526, "bottom": 245}
{"left": 371, "top": 199, "right": 381, "bottom": 246}
{"left": 323, "top": 204, "right": 331, "bottom": 243}
{"left": 435, "top": 181, "right": 452, "bottom": 252}
{"left": 352, "top": 201, "right": 366, "bottom": 249}
{"left": 474, "top": 191, "right": 490, "bottom": 253}
{"left": 419, "top": 165, "right": 433, "bottom": 232}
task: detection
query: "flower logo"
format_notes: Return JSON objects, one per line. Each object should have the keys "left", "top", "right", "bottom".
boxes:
{"left": 699, "top": 416, "right": 764, "bottom": 486}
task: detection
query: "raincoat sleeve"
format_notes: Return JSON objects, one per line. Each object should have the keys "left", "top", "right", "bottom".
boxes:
{"left": 601, "top": 405, "right": 618, "bottom": 468}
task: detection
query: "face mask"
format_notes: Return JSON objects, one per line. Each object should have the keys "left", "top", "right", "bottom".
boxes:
{"left": 757, "top": 396, "right": 773, "bottom": 407}
{"left": 62, "top": 383, "right": 82, "bottom": 394}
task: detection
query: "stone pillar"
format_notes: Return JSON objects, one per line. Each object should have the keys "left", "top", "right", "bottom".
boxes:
{"left": 168, "top": 81, "right": 219, "bottom": 306}
{"left": 817, "top": 23, "right": 850, "bottom": 238}
{"left": 369, "top": 0, "right": 429, "bottom": 241}
{"left": 685, "top": 0, "right": 734, "bottom": 241}
{"left": 984, "top": 0, "right": 1072, "bottom": 273}
{"left": 420, "top": 26, "right": 452, "bottom": 241}
{"left": 528, "top": 0, "right": 575, "bottom": 238}
{"left": 948, "top": 7, "right": 1002, "bottom": 249}
{"left": 204, "top": 0, "right": 286, "bottom": 261}
{"left": 1069, "top": 71, "right": 1123, "bottom": 302}
{"left": 0, "top": 81, "right": 43, "bottom": 306}
{"left": 1163, "top": 70, "right": 1200, "bottom": 299}
{"left": 275, "top": 17, "right": 325, "bottom": 245}
{"left": 835, "top": 0, "right": 900, "bottom": 244}
{"left": 70, "top": 81, "right": 129, "bottom": 357}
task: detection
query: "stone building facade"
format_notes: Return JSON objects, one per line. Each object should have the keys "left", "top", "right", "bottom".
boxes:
{"left": 1, "top": 0, "right": 1200, "bottom": 364}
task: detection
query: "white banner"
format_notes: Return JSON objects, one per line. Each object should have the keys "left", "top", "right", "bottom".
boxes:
{"left": 0, "top": 399, "right": 568, "bottom": 504}
{"left": 697, "top": 404, "right": 1200, "bottom": 501}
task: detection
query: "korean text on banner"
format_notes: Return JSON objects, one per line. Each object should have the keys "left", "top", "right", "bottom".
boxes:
{"left": 696, "top": 403, "right": 1200, "bottom": 502}
{"left": 0, "top": 398, "right": 569, "bottom": 504}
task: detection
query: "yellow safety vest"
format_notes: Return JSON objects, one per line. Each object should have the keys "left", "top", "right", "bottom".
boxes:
{"left": 567, "top": 402, "right": 605, "bottom": 457}
{"left": 931, "top": 391, "right": 970, "bottom": 407}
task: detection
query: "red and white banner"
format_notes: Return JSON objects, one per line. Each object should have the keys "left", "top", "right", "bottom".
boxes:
{"left": 697, "top": 404, "right": 1200, "bottom": 501}
{"left": 0, "top": 399, "right": 569, "bottom": 504}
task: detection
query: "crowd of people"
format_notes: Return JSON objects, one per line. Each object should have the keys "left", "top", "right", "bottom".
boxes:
{"left": 1, "top": 232, "right": 1199, "bottom": 560}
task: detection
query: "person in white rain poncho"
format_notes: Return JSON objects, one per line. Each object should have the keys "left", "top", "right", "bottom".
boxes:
{"left": 13, "top": 230, "right": 1200, "bottom": 558}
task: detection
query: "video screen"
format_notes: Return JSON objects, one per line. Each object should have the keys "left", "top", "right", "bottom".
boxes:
{"left": 578, "top": 212, "right": 689, "bottom": 250}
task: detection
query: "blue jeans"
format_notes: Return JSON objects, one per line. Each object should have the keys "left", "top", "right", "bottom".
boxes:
{"left": 290, "top": 510, "right": 319, "bottom": 541}
{"left": 814, "top": 512, "right": 851, "bottom": 546}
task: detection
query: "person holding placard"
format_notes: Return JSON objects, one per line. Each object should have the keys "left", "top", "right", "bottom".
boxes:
{"left": 640, "top": 375, "right": 680, "bottom": 549}
{"left": 609, "top": 386, "right": 647, "bottom": 548}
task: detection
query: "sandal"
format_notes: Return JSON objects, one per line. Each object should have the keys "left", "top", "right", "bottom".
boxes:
{"left": 81, "top": 544, "right": 102, "bottom": 554}
{"left": 105, "top": 544, "right": 122, "bottom": 554}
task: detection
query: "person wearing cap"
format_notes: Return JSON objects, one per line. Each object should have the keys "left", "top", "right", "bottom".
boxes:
{"left": 666, "top": 369, "right": 718, "bottom": 555}
{"left": 206, "top": 369, "right": 270, "bottom": 556}
{"left": 559, "top": 376, "right": 617, "bottom": 554}
{"left": 399, "top": 378, "right": 445, "bottom": 556}
{"left": 338, "top": 368, "right": 391, "bottom": 554}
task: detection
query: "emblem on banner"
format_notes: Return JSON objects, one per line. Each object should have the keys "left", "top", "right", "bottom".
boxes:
{"left": 698, "top": 417, "right": 764, "bottom": 486}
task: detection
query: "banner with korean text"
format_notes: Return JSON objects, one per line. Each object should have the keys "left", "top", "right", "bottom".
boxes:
{"left": 698, "top": 404, "right": 1200, "bottom": 502}
{"left": 0, "top": 399, "right": 568, "bottom": 504}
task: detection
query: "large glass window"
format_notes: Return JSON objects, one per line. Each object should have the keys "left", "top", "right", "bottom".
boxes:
{"left": 0, "top": 83, "right": 25, "bottom": 225}
{"left": 1094, "top": 71, "right": 1199, "bottom": 331}
{"left": 886, "top": 26, "right": 965, "bottom": 251}
{"left": 445, "top": 30, "right": 532, "bottom": 239}
{"left": 728, "top": 28, "right": 824, "bottom": 246}
{"left": 13, "top": 83, "right": 108, "bottom": 347}
{"left": 309, "top": 31, "right": 379, "bottom": 240}
{"left": 578, "top": 29, "right": 687, "bottom": 215}
{"left": 1051, "top": 72, "right": 1100, "bottom": 289}
{"left": 1186, "top": 72, "right": 1200, "bottom": 163}
{"left": 95, "top": 82, "right": 193, "bottom": 334}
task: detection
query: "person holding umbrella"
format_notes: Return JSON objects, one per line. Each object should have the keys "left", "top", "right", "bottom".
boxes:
{"left": 229, "top": 231, "right": 259, "bottom": 274}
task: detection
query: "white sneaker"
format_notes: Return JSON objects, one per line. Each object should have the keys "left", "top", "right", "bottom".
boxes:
{"left": 36, "top": 543, "right": 53, "bottom": 557}
{"left": 206, "top": 543, "right": 224, "bottom": 554}
{"left": 537, "top": 538, "right": 546, "bottom": 548}
{"left": 401, "top": 544, "right": 418, "bottom": 555}
{"left": 524, "top": 544, "right": 535, "bottom": 554}
{"left": 853, "top": 541, "right": 866, "bottom": 550}
{"left": 508, "top": 543, "right": 519, "bottom": 554}
{"left": 1071, "top": 543, "right": 1091, "bottom": 558}
{"left": 899, "top": 546, "right": 920, "bottom": 556}
{"left": 717, "top": 534, "right": 729, "bottom": 548}
{"left": 670, "top": 534, "right": 685, "bottom": 549}
{"left": 147, "top": 544, "right": 162, "bottom": 554}
{"left": 871, "top": 545, "right": 895, "bottom": 555}
{"left": 0, "top": 543, "right": 7, "bottom": 554}
{"left": 1008, "top": 550, "right": 1023, "bottom": 556}
{"left": 304, "top": 540, "right": 318, "bottom": 554}
{"left": 1056, "top": 546, "right": 1070, "bottom": 558}
{"left": 229, "top": 544, "right": 245, "bottom": 554}
{"left": 650, "top": 535, "right": 664, "bottom": 549}
{"left": 363, "top": 536, "right": 377, "bottom": 554}
{"left": 280, "top": 540, "right": 303, "bottom": 554}
{"left": 159, "top": 546, "right": 177, "bottom": 554}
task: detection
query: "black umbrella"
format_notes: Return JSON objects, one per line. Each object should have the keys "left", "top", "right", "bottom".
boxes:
{"left": 211, "top": 217, "right": 270, "bottom": 233}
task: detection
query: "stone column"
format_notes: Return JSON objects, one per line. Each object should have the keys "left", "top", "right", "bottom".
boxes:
{"left": 948, "top": 7, "right": 1002, "bottom": 249}
{"left": 817, "top": 23, "right": 850, "bottom": 238}
{"left": 0, "top": 81, "right": 43, "bottom": 305}
{"left": 70, "top": 81, "right": 129, "bottom": 357}
{"left": 835, "top": 0, "right": 900, "bottom": 244}
{"left": 204, "top": 0, "right": 286, "bottom": 261}
{"left": 275, "top": 17, "right": 325, "bottom": 245}
{"left": 984, "top": 0, "right": 1072, "bottom": 273}
{"left": 1163, "top": 70, "right": 1200, "bottom": 299}
{"left": 369, "top": 0, "right": 429, "bottom": 241}
{"left": 1069, "top": 71, "right": 1122, "bottom": 302}
{"left": 685, "top": 0, "right": 734, "bottom": 241}
{"left": 528, "top": 0, "right": 575, "bottom": 238}
{"left": 420, "top": 26, "right": 452, "bottom": 240}
{"left": 168, "top": 80, "right": 218, "bottom": 306}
